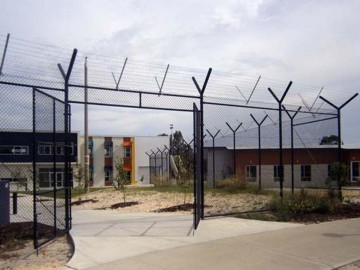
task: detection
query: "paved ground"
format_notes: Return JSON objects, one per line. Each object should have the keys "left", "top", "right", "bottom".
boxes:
{"left": 66, "top": 210, "right": 360, "bottom": 270}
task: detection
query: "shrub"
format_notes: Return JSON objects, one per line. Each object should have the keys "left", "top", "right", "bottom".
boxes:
{"left": 269, "top": 189, "right": 338, "bottom": 221}
{"left": 216, "top": 176, "right": 247, "bottom": 193}
{"left": 153, "top": 176, "right": 171, "bottom": 188}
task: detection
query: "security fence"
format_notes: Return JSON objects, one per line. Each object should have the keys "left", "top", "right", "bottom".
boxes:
{"left": 0, "top": 33, "right": 359, "bottom": 242}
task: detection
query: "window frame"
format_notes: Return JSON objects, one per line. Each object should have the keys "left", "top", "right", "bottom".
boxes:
{"left": 124, "top": 147, "right": 131, "bottom": 158}
{"left": 351, "top": 161, "right": 360, "bottom": 182}
{"left": 104, "top": 146, "right": 113, "bottom": 158}
{"left": 0, "top": 145, "right": 29, "bottom": 155}
{"left": 301, "top": 165, "right": 311, "bottom": 182}
{"left": 105, "top": 170, "right": 113, "bottom": 182}
{"left": 273, "top": 165, "right": 283, "bottom": 182}
{"left": 246, "top": 165, "right": 257, "bottom": 182}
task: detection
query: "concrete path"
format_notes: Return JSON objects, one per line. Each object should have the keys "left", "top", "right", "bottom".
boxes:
{"left": 66, "top": 210, "right": 360, "bottom": 270}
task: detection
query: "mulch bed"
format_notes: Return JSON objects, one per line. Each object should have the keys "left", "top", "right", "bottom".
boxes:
{"left": 154, "top": 203, "right": 212, "bottom": 212}
{"left": 71, "top": 199, "right": 99, "bottom": 206}
{"left": 97, "top": 201, "right": 140, "bottom": 210}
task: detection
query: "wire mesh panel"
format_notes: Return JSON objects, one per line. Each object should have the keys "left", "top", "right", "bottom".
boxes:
{"left": 149, "top": 152, "right": 169, "bottom": 184}
{"left": 0, "top": 84, "right": 34, "bottom": 230}
{"left": 32, "top": 88, "right": 70, "bottom": 248}
{"left": 202, "top": 98, "right": 340, "bottom": 216}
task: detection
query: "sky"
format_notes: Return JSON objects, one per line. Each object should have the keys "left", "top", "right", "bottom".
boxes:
{"left": 1, "top": 0, "right": 359, "bottom": 143}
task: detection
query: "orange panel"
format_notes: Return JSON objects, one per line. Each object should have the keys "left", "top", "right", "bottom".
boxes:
{"left": 122, "top": 141, "right": 132, "bottom": 147}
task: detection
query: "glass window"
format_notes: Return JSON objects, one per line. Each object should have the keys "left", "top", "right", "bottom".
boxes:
{"left": 246, "top": 165, "right": 257, "bottom": 182}
{"left": 38, "top": 143, "right": 73, "bottom": 155}
{"left": 352, "top": 162, "right": 359, "bottom": 181}
{"left": 105, "top": 171, "right": 113, "bottom": 182}
{"left": 274, "top": 165, "right": 283, "bottom": 182}
{"left": 0, "top": 145, "right": 29, "bottom": 155}
{"left": 301, "top": 165, "right": 311, "bottom": 181}
{"left": 124, "top": 147, "right": 131, "bottom": 158}
{"left": 38, "top": 168, "right": 64, "bottom": 188}
{"left": 105, "top": 146, "right": 113, "bottom": 158}
{"left": 88, "top": 144, "right": 93, "bottom": 158}
{"left": 39, "top": 145, "right": 52, "bottom": 155}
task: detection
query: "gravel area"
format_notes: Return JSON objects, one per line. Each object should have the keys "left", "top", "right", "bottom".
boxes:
{"left": 71, "top": 188, "right": 272, "bottom": 215}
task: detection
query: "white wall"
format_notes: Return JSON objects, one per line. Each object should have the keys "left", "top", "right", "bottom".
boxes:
{"left": 92, "top": 137, "right": 105, "bottom": 187}
{"left": 134, "top": 136, "right": 169, "bottom": 185}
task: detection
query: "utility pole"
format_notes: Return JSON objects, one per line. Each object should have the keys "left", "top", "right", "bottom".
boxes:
{"left": 84, "top": 57, "right": 90, "bottom": 193}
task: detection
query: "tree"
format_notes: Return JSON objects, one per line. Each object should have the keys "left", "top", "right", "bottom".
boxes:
{"left": 327, "top": 162, "right": 349, "bottom": 186}
{"left": 320, "top": 135, "right": 339, "bottom": 145}
{"left": 114, "top": 158, "right": 131, "bottom": 203}
{"left": 171, "top": 131, "right": 194, "bottom": 204}
{"left": 73, "top": 162, "right": 84, "bottom": 189}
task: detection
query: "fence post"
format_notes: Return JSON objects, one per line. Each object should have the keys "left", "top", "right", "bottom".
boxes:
{"left": 319, "top": 93, "right": 358, "bottom": 199}
{"left": 250, "top": 114, "right": 268, "bottom": 190}
{"left": 268, "top": 81, "right": 292, "bottom": 198}
{"left": 192, "top": 68, "right": 212, "bottom": 219}
{"left": 226, "top": 122, "right": 242, "bottom": 176}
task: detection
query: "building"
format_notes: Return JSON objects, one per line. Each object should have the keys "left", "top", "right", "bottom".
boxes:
{"left": 0, "top": 131, "right": 79, "bottom": 191}
{"left": 79, "top": 135, "right": 169, "bottom": 187}
{"left": 0, "top": 131, "right": 170, "bottom": 189}
{"left": 204, "top": 145, "right": 360, "bottom": 188}
{"left": 204, "top": 120, "right": 360, "bottom": 188}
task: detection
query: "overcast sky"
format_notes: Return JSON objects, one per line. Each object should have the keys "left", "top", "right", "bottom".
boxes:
{"left": 1, "top": 0, "right": 359, "bottom": 143}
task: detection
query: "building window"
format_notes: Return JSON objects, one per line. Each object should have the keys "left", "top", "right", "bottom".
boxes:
{"left": 88, "top": 145, "right": 93, "bottom": 158}
{"left": 274, "top": 165, "right": 283, "bottom": 182}
{"left": 246, "top": 165, "right": 257, "bottom": 182}
{"left": 105, "top": 146, "right": 113, "bottom": 158}
{"left": 327, "top": 164, "right": 336, "bottom": 181}
{"left": 38, "top": 145, "right": 52, "bottom": 155}
{"left": 0, "top": 145, "right": 29, "bottom": 155}
{"left": 352, "top": 162, "right": 359, "bottom": 182}
{"left": 124, "top": 147, "right": 131, "bottom": 158}
{"left": 38, "top": 168, "right": 64, "bottom": 188}
{"left": 301, "top": 165, "right": 311, "bottom": 181}
{"left": 105, "top": 171, "right": 113, "bottom": 182}
{"left": 38, "top": 143, "right": 73, "bottom": 155}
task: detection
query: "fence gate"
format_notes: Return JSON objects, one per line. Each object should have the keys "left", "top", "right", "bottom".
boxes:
{"left": 193, "top": 103, "right": 202, "bottom": 230}
{"left": 32, "top": 88, "right": 71, "bottom": 249}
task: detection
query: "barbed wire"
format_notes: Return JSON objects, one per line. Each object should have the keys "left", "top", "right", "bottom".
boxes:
{"left": 0, "top": 33, "right": 357, "bottom": 110}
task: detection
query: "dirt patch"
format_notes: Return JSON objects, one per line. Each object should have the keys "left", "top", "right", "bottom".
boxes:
{"left": 0, "top": 223, "right": 73, "bottom": 270}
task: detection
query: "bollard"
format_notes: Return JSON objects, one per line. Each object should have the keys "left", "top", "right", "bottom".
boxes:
{"left": 13, "top": 192, "right": 18, "bottom": 215}
{"left": 0, "top": 181, "right": 10, "bottom": 225}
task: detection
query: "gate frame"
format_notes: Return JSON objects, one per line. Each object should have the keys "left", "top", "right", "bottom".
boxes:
{"left": 32, "top": 87, "right": 72, "bottom": 249}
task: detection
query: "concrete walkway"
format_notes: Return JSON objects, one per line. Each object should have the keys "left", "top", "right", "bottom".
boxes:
{"left": 66, "top": 210, "right": 360, "bottom": 270}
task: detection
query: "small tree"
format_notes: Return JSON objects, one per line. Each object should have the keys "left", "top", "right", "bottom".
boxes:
{"left": 328, "top": 162, "right": 349, "bottom": 186}
{"left": 114, "top": 158, "right": 131, "bottom": 203}
{"left": 73, "top": 162, "right": 84, "bottom": 189}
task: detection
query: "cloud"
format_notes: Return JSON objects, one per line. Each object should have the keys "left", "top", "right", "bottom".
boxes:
{"left": 1, "top": 0, "right": 359, "bottom": 142}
